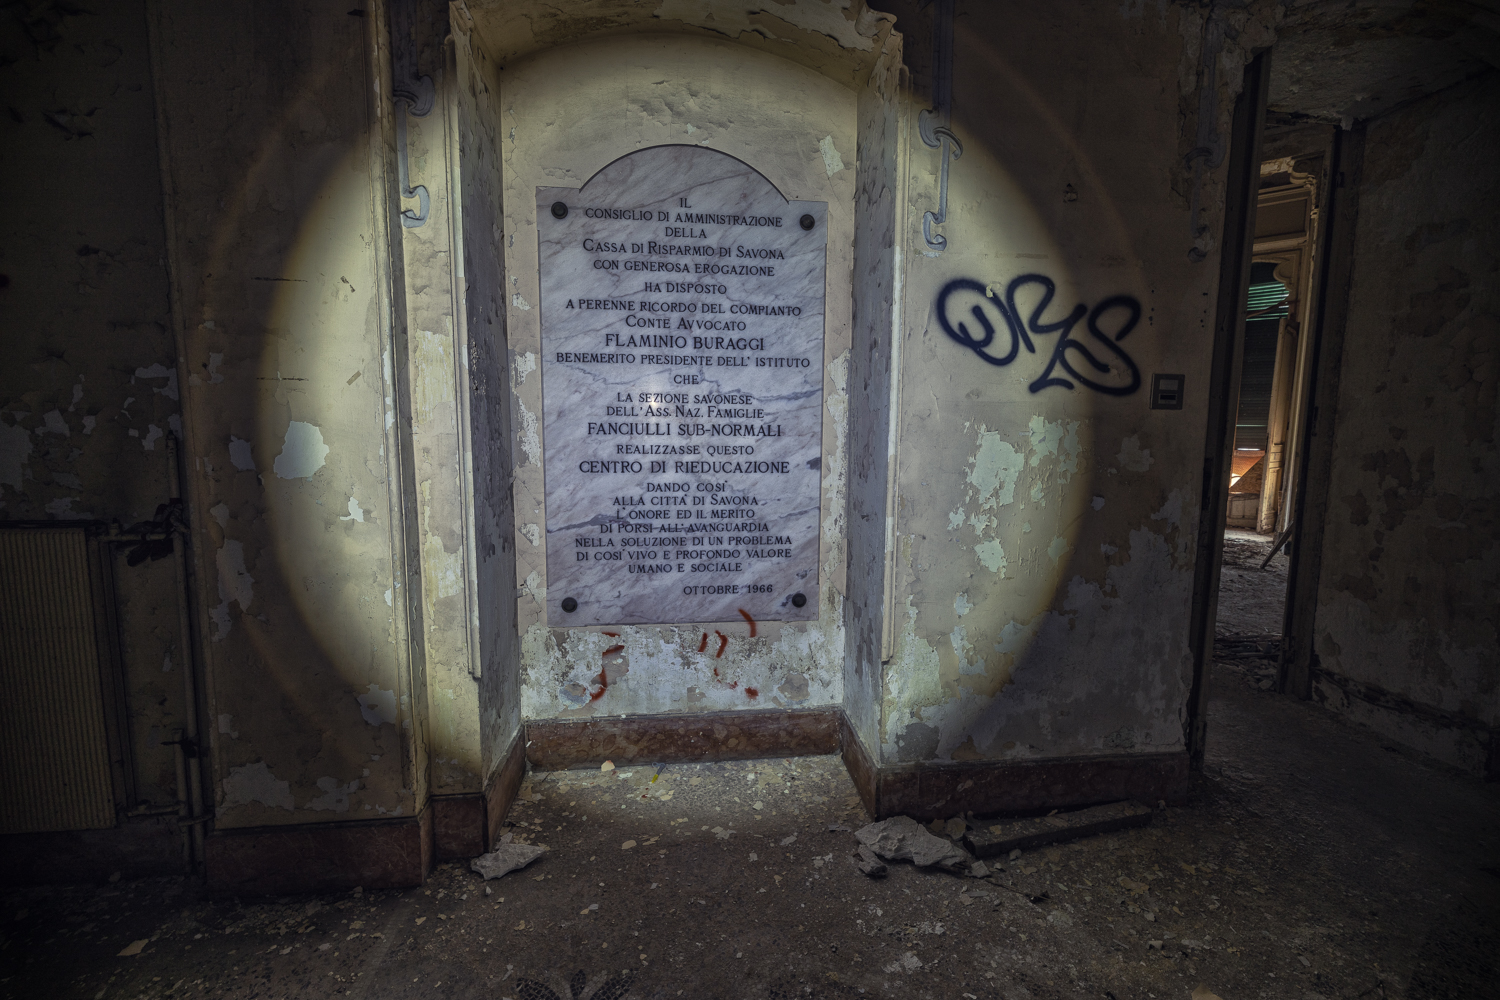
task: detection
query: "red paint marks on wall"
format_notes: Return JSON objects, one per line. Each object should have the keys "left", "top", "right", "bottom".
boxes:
{"left": 698, "top": 632, "right": 708, "bottom": 653}
{"left": 738, "top": 608, "right": 757, "bottom": 637}
{"left": 588, "top": 633, "right": 623, "bottom": 702}
{"left": 714, "top": 631, "right": 729, "bottom": 658}
{"left": 745, "top": 686, "right": 759, "bottom": 698}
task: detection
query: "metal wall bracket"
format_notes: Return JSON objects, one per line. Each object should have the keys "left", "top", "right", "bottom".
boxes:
{"left": 389, "top": 0, "right": 432, "bottom": 229}
{"left": 918, "top": 0, "right": 959, "bottom": 252}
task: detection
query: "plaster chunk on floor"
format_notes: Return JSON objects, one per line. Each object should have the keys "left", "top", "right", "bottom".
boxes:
{"left": 471, "top": 842, "right": 547, "bottom": 881}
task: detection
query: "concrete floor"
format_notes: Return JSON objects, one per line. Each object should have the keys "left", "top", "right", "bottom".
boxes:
{"left": 4, "top": 656, "right": 1498, "bottom": 1000}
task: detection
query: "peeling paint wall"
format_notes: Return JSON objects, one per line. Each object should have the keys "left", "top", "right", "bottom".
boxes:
{"left": 875, "top": 1, "right": 1276, "bottom": 765}
{"left": 489, "top": 31, "right": 862, "bottom": 721}
{"left": 0, "top": 0, "right": 187, "bottom": 810}
{"left": 1312, "top": 74, "right": 1500, "bottom": 774}
{"left": 150, "top": 1, "right": 426, "bottom": 827}
{"left": 393, "top": 4, "right": 485, "bottom": 804}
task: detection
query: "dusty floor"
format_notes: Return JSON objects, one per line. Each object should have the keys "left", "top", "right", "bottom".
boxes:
{"left": 1215, "top": 530, "right": 1289, "bottom": 638}
{"left": 4, "top": 657, "right": 1498, "bottom": 1000}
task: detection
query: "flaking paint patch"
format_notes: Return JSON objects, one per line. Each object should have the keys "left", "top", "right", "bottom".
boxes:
{"left": 966, "top": 428, "right": 1023, "bottom": 508}
{"left": 517, "top": 398, "right": 541, "bottom": 467}
{"left": 339, "top": 497, "right": 366, "bottom": 522}
{"left": 1117, "top": 435, "right": 1153, "bottom": 472}
{"left": 954, "top": 592, "right": 973, "bottom": 617}
{"left": 228, "top": 436, "right": 255, "bottom": 471}
{"left": 272, "top": 421, "right": 328, "bottom": 479}
{"left": 974, "top": 538, "right": 1007, "bottom": 575}
{"left": 0, "top": 422, "right": 33, "bottom": 491}
{"left": 134, "top": 363, "right": 179, "bottom": 400}
{"left": 210, "top": 503, "right": 229, "bottom": 528}
{"left": 513, "top": 351, "right": 537, "bottom": 388}
{"left": 306, "top": 776, "right": 360, "bottom": 812}
{"left": 357, "top": 684, "right": 398, "bottom": 726}
{"left": 216, "top": 540, "right": 254, "bottom": 612}
{"left": 521, "top": 522, "right": 541, "bottom": 547}
{"left": 819, "top": 135, "right": 846, "bottom": 177}
{"left": 651, "top": 0, "right": 876, "bottom": 52}
{"left": 220, "top": 762, "right": 294, "bottom": 813}
{"left": 1027, "top": 415, "right": 1080, "bottom": 476}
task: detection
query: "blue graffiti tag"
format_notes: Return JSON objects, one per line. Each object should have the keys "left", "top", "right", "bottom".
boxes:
{"left": 935, "top": 276, "right": 1142, "bottom": 396}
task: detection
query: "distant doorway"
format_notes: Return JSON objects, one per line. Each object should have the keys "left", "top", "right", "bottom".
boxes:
{"left": 1214, "top": 141, "right": 1328, "bottom": 673}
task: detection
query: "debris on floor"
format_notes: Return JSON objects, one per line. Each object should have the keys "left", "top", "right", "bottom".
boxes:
{"left": 964, "top": 800, "right": 1152, "bottom": 858}
{"left": 853, "top": 815, "right": 973, "bottom": 873}
{"left": 470, "top": 842, "right": 547, "bottom": 881}
{"left": 852, "top": 844, "right": 886, "bottom": 877}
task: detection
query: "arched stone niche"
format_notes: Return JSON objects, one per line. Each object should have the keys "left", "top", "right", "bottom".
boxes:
{"left": 453, "top": 3, "right": 903, "bottom": 758}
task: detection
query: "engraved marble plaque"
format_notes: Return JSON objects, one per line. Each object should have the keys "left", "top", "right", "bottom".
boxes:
{"left": 537, "top": 145, "right": 827, "bottom": 626}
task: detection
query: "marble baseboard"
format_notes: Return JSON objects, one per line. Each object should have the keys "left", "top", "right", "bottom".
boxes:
{"left": 204, "top": 810, "right": 432, "bottom": 896}
{"left": 524, "top": 707, "right": 841, "bottom": 771}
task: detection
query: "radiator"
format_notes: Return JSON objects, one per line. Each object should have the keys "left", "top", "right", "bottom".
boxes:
{"left": 0, "top": 527, "right": 122, "bottom": 833}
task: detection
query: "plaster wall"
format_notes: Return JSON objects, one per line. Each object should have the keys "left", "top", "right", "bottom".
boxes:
{"left": 150, "top": 0, "right": 428, "bottom": 828}
{"left": 0, "top": 0, "right": 186, "bottom": 809}
{"left": 1312, "top": 74, "right": 1500, "bottom": 774}
{"left": 877, "top": 2, "right": 1274, "bottom": 765}
{"left": 492, "top": 34, "right": 859, "bottom": 721}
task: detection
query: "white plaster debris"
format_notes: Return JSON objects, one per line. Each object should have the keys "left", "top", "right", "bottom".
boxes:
{"left": 228, "top": 436, "right": 256, "bottom": 471}
{"left": 0, "top": 422, "right": 32, "bottom": 491}
{"left": 134, "top": 363, "right": 180, "bottom": 400}
{"left": 210, "top": 503, "right": 230, "bottom": 529}
{"left": 339, "top": 497, "right": 366, "bottom": 522}
{"left": 512, "top": 292, "right": 532, "bottom": 311}
{"left": 357, "top": 684, "right": 398, "bottom": 726}
{"left": 306, "top": 776, "right": 360, "bottom": 812}
{"left": 1117, "top": 435, "right": 1153, "bottom": 472}
{"left": 217, "top": 714, "right": 238, "bottom": 738}
{"left": 819, "top": 134, "right": 845, "bottom": 177}
{"left": 220, "top": 761, "right": 294, "bottom": 812}
{"left": 272, "top": 421, "right": 328, "bottom": 479}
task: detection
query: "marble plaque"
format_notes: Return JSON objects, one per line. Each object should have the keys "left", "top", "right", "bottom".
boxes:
{"left": 537, "top": 145, "right": 827, "bottom": 626}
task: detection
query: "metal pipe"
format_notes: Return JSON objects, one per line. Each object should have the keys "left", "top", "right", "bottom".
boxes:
{"left": 170, "top": 726, "right": 190, "bottom": 867}
{"left": 165, "top": 437, "right": 205, "bottom": 870}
